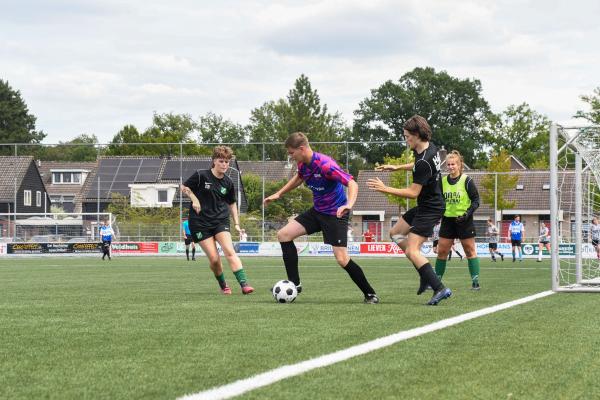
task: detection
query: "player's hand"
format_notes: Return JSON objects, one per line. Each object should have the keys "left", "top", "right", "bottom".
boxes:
{"left": 233, "top": 224, "right": 241, "bottom": 233}
{"left": 192, "top": 201, "right": 201, "bottom": 214}
{"left": 263, "top": 193, "right": 280, "bottom": 206}
{"left": 336, "top": 205, "right": 351, "bottom": 218}
{"left": 375, "top": 164, "right": 398, "bottom": 172}
{"left": 367, "top": 178, "right": 386, "bottom": 192}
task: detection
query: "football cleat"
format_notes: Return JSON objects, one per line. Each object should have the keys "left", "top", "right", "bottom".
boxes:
{"left": 241, "top": 285, "right": 255, "bottom": 295}
{"left": 221, "top": 286, "right": 232, "bottom": 295}
{"left": 295, "top": 283, "right": 302, "bottom": 294}
{"left": 471, "top": 283, "right": 481, "bottom": 291}
{"left": 427, "top": 287, "right": 452, "bottom": 305}
{"left": 364, "top": 294, "right": 380, "bottom": 304}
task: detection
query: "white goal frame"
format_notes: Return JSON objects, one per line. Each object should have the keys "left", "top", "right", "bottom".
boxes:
{"left": 550, "top": 124, "right": 600, "bottom": 292}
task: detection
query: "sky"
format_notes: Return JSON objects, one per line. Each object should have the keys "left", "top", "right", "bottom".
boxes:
{"left": 1, "top": 0, "right": 599, "bottom": 144}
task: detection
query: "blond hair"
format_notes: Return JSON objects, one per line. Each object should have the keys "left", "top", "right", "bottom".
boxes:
{"left": 446, "top": 150, "right": 464, "bottom": 174}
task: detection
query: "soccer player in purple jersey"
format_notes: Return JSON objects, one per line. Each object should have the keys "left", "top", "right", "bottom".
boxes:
{"left": 264, "top": 132, "right": 379, "bottom": 304}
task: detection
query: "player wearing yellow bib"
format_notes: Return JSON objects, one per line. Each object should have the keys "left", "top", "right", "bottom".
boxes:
{"left": 435, "top": 151, "right": 482, "bottom": 290}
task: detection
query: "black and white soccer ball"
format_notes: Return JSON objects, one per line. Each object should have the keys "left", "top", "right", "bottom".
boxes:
{"left": 272, "top": 280, "right": 298, "bottom": 303}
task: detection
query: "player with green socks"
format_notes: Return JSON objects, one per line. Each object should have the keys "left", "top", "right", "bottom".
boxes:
{"left": 435, "top": 150, "right": 481, "bottom": 290}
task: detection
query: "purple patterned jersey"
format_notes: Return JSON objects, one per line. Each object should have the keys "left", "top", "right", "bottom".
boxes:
{"left": 297, "top": 152, "right": 353, "bottom": 215}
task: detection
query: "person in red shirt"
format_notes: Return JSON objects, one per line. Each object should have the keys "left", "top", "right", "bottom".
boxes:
{"left": 363, "top": 229, "right": 374, "bottom": 242}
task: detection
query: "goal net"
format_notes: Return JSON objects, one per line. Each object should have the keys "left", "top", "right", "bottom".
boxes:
{"left": 0, "top": 212, "right": 115, "bottom": 243}
{"left": 550, "top": 124, "right": 600, "bottom": 291}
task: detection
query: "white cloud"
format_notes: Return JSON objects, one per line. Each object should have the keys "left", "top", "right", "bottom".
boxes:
{"left": 0, "top": 0, "right": 598, "bottom": 143}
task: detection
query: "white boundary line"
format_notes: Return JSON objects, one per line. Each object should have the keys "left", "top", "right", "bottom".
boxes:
{"left": 178, "top": 290, "right": 555, "bottom": 400}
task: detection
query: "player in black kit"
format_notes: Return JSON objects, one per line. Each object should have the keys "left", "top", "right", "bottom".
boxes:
{"left": 367, "top": 115, "right": 452, "bottom": 305}
{"left": 180, "top": 146, "right": 254, "bottom": 295}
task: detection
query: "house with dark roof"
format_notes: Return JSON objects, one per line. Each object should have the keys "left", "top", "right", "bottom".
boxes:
{"left": 37, "top": 161, "right": 97, "bottom": 213}
{"left": 81, "top": 156, "right": 248, "bottom": 213}
{"left": 0, "top": 156, "right": 51, "bottom": 238}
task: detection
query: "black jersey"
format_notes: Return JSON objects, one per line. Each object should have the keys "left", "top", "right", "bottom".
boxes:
{"left": 412, "top": 142, "right": 445, "bottom": 210}
{"left": 183, "top": 169, "right": 236, "bottom": 228}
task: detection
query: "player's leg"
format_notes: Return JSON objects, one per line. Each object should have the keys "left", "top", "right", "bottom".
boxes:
{"left": 332, "top": 244, "right": 378, "bottom": 303}
{"left": 537, "top": 242, "right": 543, "bottom": 262}
{"left": 512, "top": 242, "right": 517, "bottom": 262}
{"left": 461, "top": 237, "right": 479, "bottom": 289}
{"left": 191, "top": 241, "right": 196, "bottom": 260}
{"left": 435, "top": 237, "right": 453, "bottom": 279}
{"left": 389, "top": 218, "right": 410, "bottom": 250}
{"left": 185, "top": 237, "right": 191, "bottom": 261}
{"left": 405, "top": 232, "right": 451, "bottom": 305}
{"left": 277, "top": 215, "right": 311, "bottom": 290}
{"left": 198, "top": 237, "right": 230, "bottom": 294}
{"left": 489, "top": 243, "right": 496, "bottom": 261}
{"left": 215, "top": 230, "right": 254, "bottom": 294}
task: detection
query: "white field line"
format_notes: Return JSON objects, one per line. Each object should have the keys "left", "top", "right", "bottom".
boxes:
{"left": 178, "top": 290, "right": 555, "bottom": 400}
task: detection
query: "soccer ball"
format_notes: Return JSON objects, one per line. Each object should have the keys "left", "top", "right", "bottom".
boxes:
{"left": 272, "top": 280, "right": 298, "bottom": 303}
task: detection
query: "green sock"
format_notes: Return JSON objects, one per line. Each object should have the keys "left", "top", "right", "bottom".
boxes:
{"left": 468, "top": 258, "right": 480, "bottom": 285}
{"left": 435, "top": 258, "right": 447, "bottom": 279}
{"left": 215, "top": 272, "right": 227, "bottom": 289}
{"left": 233, "top": 268, "right": 248, "bottom": 287}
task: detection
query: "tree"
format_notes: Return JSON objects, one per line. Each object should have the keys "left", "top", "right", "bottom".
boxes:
{"left": 574, "top": 87, "right": 600, "bottom": 124}
{"left": 352, "top": 67, "right": 491, "bottom": 166}
{"left": 480, "top": 150, "right": 519, "bottom": 215}
{"left": 263, "top": 179, "right": 313, "bottom": 222}
{"left": 484, "top": 103, "right": 551, "bottom": 167}
{"left": 248, "top": 74, "right": 349, "bottom": 162}
{"left": 105, "top": 113, "right": 198, "bottom": 156}
{"left": 241, "top": 173, "right": 263, "bottom": 214}
{"left": 0, "top": 79, "right": 46, "bottom": 150}
{"left": 381, "top": 151, "right": 416, "bottom": 213}
{"left": 35, "top": 134, "right": 99, "bottom": 161}
{"left": 198, "top": 112, "right": 256, "bottom": 160}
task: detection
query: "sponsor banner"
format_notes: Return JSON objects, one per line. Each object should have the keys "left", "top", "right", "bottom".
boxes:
{"left": 7, "top": 242, "right": 102, "bottom": 254}
{"left": 360, "top": 243, "right": 405, "bottom": 255}
{"left": 237, "top": 242, "right": 259, "bottom": 254}
{"left": 112, "top": 242, "right": 158, "bottom": 254}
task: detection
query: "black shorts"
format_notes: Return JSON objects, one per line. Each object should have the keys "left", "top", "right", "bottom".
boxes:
{"left": 511, "top": 239, "right": 522, "bottom": 247}
{"left": 439, "top": 216, "right": 476, "bottom": 240}
{"left": 592, "top": 239, "right": 599, "bottom": 247}
{"left": 190, "top": 222, "right": 230, "bottom": 243}
{"left": 295, "top": 207, "right": 348, "bottom": 247}
{"left": 402, "top": 206, "right": 443, "bottom": 238}
{"left": 102, "top": 240, "right": 111, "bottom": 250}
{"left": 184, "top": 234, "right": 193, "bottom": 245}
{"left": 539, "top": 240, "right": 549, "bottom": 245}
{"left": 433, "top": 239, "right": 439, "bottom": 247}
{"left": 488, "top": 242, "right": 498, "bottom": 250}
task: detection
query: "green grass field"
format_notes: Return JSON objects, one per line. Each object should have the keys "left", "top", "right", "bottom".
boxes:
{"left": 1, "top": 256, "right": 599, "bottom": 400}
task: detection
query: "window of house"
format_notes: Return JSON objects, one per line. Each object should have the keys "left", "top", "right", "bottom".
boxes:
{"left": 52, "top": 172, "right": 83, "bottom": 184}
{"left": 158, "top": 190, "right": 168, "bottom": 203}
{"left": 24, "top": 190, "right": 32, "bottom": 206}
{"left": 516, "top": 184, "right": 524, "bottom": 190}
{"left": 36, "top": 191, "right": 42, "bottom": 207}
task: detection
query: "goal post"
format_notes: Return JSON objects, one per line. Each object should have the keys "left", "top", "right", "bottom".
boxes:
{"left": 550, "top": 123, "right": 600, "bottom": 292}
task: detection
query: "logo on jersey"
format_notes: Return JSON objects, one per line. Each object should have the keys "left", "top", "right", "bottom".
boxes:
{"left": 220, "top": 187, "right": 227, "bottom": 195}
{"left": 204, "top": 182, "right": 212, "bottom": 190}
{"left": 433, "top": 153, "right": 442, "bottom": 172}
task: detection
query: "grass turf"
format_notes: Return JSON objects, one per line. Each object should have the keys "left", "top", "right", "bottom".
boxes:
{"left": 1, "top": 256, "right": 598, "bottom": 399}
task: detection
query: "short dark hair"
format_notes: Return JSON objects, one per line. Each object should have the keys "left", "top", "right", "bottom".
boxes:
{"left": 403, "top": 115, "right": 432, "bottom": 141}
{"left": 284, "top": 132, "right": 309, "bottom": 149}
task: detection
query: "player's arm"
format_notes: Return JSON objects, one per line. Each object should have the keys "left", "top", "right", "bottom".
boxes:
{"left": 366, "top": 178, "right": 422, "bottom": 199}
{"left": 336, "top": 179, "right": 358, "bottom": 218}
{"left": 375, "top": 162, "right": 414, "bottom": 172}
{"left": 228, "top": 203, "right": 241, "bottom": 233}
{"left": 263, "top": 174, "right": 303, "bottom": 205}
{"left": 180, "top": 184, "right": 201, "bottom": 214}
